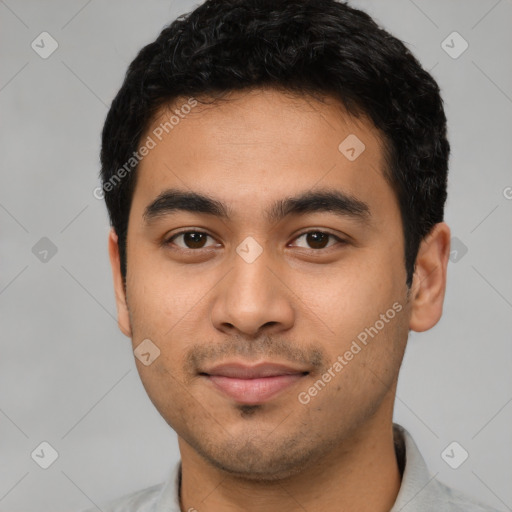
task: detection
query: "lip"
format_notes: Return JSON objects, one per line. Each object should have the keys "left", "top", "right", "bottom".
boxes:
{"left": 201, "top": 362, "right": 309, "bottom": 404}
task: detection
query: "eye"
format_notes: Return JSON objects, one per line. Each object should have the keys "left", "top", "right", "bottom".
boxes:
{"left": 166, "top": 230, "right": 219, "bottom": 250}
{"left": 289, "top": 230, "right": 345, "bottom": 250}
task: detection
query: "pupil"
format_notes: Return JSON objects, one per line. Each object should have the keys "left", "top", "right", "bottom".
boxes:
{"left": 307, "top": 232, "right": 328, "bottom": 249}
{"left": 185, "top": 232, "right": 206, "bottom": 248}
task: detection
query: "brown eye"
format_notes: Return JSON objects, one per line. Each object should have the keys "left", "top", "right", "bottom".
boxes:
{"left": 305, "top": 232, "right": 329, "bottom": 249}
{"left": 168, "top": 231, "right": 217, "bottom": 249}
{"left": 291, "top": 231, "right": 343, "bottom": 250}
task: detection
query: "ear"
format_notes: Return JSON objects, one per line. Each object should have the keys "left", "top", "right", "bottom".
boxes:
{"left": 409, "top": 222, "right": 451, "bottom": 332}
{"left": 108, "top": 228, "right": 132, "bottom": 337}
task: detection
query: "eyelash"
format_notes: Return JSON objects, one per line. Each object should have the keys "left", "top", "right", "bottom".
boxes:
{"left": 164, "top": 229, "right": 346, "bottom": 251}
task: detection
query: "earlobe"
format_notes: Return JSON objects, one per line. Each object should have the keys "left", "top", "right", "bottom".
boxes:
{"left": 409, "top": 222, "right": 451, "bottom": 333}
{"left": 108, "top": 228, "right": 132, "bottom": 337}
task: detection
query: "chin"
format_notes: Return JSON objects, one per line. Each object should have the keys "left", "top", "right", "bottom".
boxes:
{"left": 193, "top": 435, "right": 320, "bottom": 482}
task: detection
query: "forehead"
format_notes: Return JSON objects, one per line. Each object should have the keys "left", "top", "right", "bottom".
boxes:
{"left": 131, "top": 88, "right": 396, "bottom": 224}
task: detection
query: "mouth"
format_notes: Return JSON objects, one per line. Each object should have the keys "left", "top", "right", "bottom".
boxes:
{"left": 200, "top": 362, "right": 309, "bottom": 405}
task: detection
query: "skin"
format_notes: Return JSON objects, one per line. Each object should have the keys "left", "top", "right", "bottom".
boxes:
{"left": 108, "top": 88, "right": 450, "bottom": 512}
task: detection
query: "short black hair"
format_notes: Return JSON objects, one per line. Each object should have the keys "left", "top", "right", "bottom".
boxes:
{"left": 100, "top": 0, "right": 449, "bottom": 287}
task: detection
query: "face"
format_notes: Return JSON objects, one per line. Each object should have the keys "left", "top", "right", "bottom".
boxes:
{"left": 109, "top": 88, "right": 448, "bottom": 480}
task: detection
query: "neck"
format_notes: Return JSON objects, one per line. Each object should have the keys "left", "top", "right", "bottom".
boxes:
{"left": 178, "top": 413, "right": 402, "bottom": 512}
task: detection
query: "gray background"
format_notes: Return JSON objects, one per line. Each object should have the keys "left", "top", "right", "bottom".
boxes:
{"left": 1, "top": 0, "right": 511, "bottom": 510}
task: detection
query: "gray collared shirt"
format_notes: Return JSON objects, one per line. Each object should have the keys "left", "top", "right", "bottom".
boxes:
{"left": 83, "top": 424, "right": 500, "bottom": 511}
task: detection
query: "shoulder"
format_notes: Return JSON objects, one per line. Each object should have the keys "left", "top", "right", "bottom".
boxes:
{"left": 429, "top": 479, "right": 503, "bottom": 512}
{"left": 79, "top": 481, "right": 164, "bottom": 512}
{"left": 392, "top": 424, "right": 503, "bottom": 512}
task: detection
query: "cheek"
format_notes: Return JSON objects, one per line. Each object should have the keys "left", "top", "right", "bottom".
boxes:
{"left": 289, "top": 255, "right": 406, "bottom": 360}
{"left": 288, "top": 260, "right": 385, "bottom": 325}
{"left": 127, "top": 257, "right": 205, "bottom": 336}
{"left": 136, "top": 357, "right": 195, "bottom": 431}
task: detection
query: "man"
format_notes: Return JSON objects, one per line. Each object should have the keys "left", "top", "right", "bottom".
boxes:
{"left": 86, "top": 0, "right": 500, "bottom": 510}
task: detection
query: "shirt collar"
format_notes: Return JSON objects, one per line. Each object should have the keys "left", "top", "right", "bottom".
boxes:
{"left": 390, "top": 423, "right": 438, "bottom": 511}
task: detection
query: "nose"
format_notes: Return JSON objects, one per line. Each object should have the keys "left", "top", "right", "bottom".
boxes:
{"left": 210, "top": 250, "right": 295, "bottom": 337}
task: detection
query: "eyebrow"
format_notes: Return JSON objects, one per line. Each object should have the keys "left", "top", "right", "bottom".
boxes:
{"left": 143, "top": 187, "right": 371, "bottom": 225}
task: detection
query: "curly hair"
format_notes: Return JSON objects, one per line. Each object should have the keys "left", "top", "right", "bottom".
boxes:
{"left": 100, "top": 0, "right": 449, "bottom": 287}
